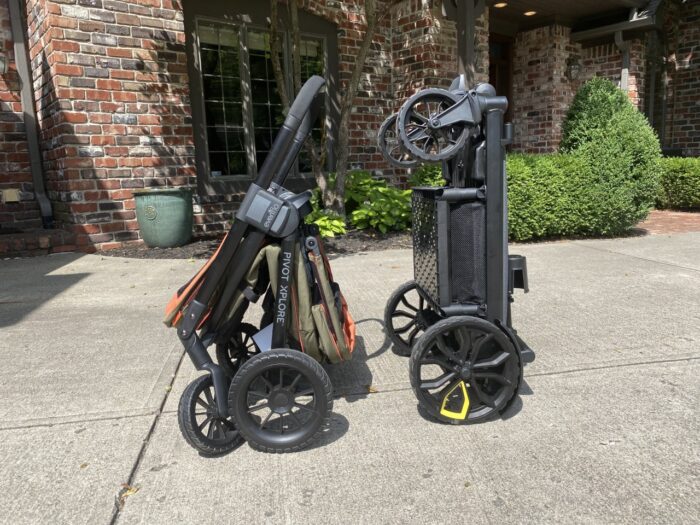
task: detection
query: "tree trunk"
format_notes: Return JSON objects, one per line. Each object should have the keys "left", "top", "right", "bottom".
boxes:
{"left": 330, "top": 0, "right": 379, "bottom": 215}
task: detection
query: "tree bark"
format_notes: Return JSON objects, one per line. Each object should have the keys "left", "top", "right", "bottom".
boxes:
{"left": 269, "top": 0, "right": 290, "bottom": 110}
{"left": 330, "top": 0, "right": 379, "bottom": 215}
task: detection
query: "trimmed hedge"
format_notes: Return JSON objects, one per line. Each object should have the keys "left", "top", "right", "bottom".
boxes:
{"left": 561, "top": 77, "right": 630, "bottom": 152}
{"left": 656, "top": 157, "right": 700, "bottom": 210}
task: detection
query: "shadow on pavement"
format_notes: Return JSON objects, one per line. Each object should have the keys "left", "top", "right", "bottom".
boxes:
{"left": 0, "top": 253, "right": 89, "bottom": 329}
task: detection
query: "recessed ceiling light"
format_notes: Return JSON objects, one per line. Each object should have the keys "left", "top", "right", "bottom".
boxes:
{"left": 524, "top": 10, "right": 537, "bottom": 16}
{"left": 494, "top": 2, "right": 508, "bottom": 7}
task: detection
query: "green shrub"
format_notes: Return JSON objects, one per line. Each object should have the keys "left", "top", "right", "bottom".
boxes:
{"left": 307, "top": 170, "right": 411, "bottom": 236}
{"left": 656, "top": 157, "right": 700, "bottom": 210}
{"left": 508, "top": 154, "right": 600, "bottom": 240}
{"left": 304, "top": 208, "right": 347, "bottom": 237}
{"left": 408, "top": 164, "right": 444, "bottom": 187}
{"left": 350, "top": 185, "right": 412, "bottom": 233}
{"left": 560, "top": 77, "right": 629, "bottom": 152}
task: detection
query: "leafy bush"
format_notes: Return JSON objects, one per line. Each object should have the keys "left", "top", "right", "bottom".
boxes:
{"left": 508, "top": 150, "right": 655, "bottom": 240}
{"left": 656, "top": 157, "right": 700, "bottom": 210}
{"left": 408, "top": 164, "right": 444, "bottom": 187}
{"left": 350, "top": 186, "right": 412, "bottom": 233}
{"left": 306, "top": 170, "right": 411, "bottom": 237}
{"left": 304, "top": 208, "right": 347, "bottom": 237}
{"left": 508, "top": 154, "right": 600, "bottom": 240}
{"left": 560, "top": 77, "right": 629, "bottom": 152}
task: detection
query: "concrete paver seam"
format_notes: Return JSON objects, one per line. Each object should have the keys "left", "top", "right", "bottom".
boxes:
{"left": 109, "top": 347, "right": 186, "bottom": 525}
{"left": 572, "top": 241, "right": 700, "bottom": 273}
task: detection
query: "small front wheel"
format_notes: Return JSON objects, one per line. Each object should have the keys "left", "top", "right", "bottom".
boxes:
{"left": 384, "top": 280, "right": 441, "bottom": 356}
{"left": 377, "top": 113, "right": 420, "bottom": 169}
{"left": 397, "top": 88, "right": 469, "bottom": 162}
{"left": 228, "top": 349, "right": 333, "bottom": 453}
{"left": 177, "top": 374, "right": 244, "bottom": 456}
{"left": 216, "top": 322, "right": 259, "bottom": 377}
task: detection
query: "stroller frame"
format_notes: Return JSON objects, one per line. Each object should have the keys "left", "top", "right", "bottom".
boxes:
{"left": 384, "top": 78, "right": 534, "bottom": 423}
{"left": 175, "top": 76, "right": 327, "bottom": 421}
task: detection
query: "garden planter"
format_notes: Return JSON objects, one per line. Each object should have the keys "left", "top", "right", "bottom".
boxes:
{"left": 134, "top": 188, "right": 193, "bottom": 248}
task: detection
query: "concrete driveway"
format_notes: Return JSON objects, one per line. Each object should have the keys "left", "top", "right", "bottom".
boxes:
{"left": 0, "top": 233, "right": 698, "bottom": 524}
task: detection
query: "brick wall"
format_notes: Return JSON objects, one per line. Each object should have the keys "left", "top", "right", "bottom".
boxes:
{"left": 663, "top": 0, "right": 700, "bottom": 157}
{"left": 511, "top": 23, "right": 646, "bottom": 153}
{"left": 0, "top": 0, "right": 43, "bottom": 231}
{"left": 22, "top": 0, "right": 195, "bottom": 251}
{"left": 391, "top": 1, "right": 488, "bottom": 103}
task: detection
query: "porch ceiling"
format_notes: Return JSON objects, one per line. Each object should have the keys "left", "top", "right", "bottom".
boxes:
{"left": 488, "top": 0, "right": 648, "bottom": 34}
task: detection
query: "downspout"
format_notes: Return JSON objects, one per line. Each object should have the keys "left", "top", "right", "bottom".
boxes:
{"left": 614, "top": 30, "right": 631, "bottom": 93}
{"left": 8, "top": 0, "right": 53, "bottom": 229}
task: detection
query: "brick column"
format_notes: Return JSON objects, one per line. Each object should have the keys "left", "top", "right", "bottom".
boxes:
{"left": 24, "top": 0, "right": 194, "bottom": 251}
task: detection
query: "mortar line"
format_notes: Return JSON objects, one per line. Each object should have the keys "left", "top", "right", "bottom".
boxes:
{"left": 572, "top": 241, "right": 700, "bottom": 273}
{"left": 109, "top": 348, "right": 186, "bottom": 525}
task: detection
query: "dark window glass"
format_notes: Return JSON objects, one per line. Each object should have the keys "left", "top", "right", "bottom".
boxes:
{"left": 197, "top": 21, "right": 327, "bottom": 178}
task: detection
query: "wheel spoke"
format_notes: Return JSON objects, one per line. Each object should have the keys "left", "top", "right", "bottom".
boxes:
{"left": 472, "top": 350, "right": 511, "bottom": 369}
{"left": 407, "top": 325, "right": 421, "bottom": 345}
{"left": 394, "top": 319, "right": 416, "bottom": 334}
{"left": 206, "top": 419, "right": 216, "bottom": 439}
{"left": 195, "top": 398, "right": 212, "bottom": 411}
{"left": 259, "top": 374, "right": 274, "bottom": 392}
{"left": 279, "top": 368, "right": 284, "bottom": 388}
{"left": 247, "top": 402, "right": 270, "bottom": 414}
{"left": 203, "top": 387, "right": 215, "bottom": 408}
{"left": 288, "top": 373, "right": 303, "bottom": 391}
{"left": 473, "top": 372, "right": 512, "bottom": 386}
{"left": 247, "top": 390, "right": 267, "bottom": 400}
{"left": 420, "top": 356, "right": 461, "bottom": 374}
{"left": 434, "top": 333, "right": 462, "bottom": 364}
{"left": 294, "top": 388, "right": 314, "bottom": 398}
{"left": 471, "top": 382, "right": 497, "bottom": 408}
{"left": 399, "top": 296, "right": 418, "bottom": 312}
{"left": 420, "top": 371, "right": 456, "bottom": 390}
{"left": 454, "top": 326, "right": 473, "bottom": 360}
{"left": 294, "top": 402, "right": 316, "bottom": 414}
{"left": 288, "top": 409, "right": 303, "bottom": 429}
{"left": 392, "top": 310, "right": 417, "bottom": 320}
{"left": 471, "top": 334, "right": 495, "bottom": 361}
{"left": 259, "top": 411, "right": 273, "bottom": 430}
{"left": 197, "top": 416, "right": 212, "bottom": 431}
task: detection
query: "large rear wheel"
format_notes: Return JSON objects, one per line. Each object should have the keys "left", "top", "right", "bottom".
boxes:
{"left": 228, "top": 349, "right": 333, "bottom": 453}
{"left": 409, "top": 316, "right": 521, "bottom": 424}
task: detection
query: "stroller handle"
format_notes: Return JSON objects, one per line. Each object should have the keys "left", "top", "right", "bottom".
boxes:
{"left": 255, "top": 75, "right": 326, "bottom": 192}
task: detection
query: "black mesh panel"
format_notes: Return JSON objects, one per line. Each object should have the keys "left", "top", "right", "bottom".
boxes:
{"left": 449, "top": 202, "right": 485, "bottom": 303}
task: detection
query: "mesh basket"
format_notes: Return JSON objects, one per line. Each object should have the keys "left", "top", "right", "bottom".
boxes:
{"left": 412, "top": 188, "right": 486, "bottom": 308}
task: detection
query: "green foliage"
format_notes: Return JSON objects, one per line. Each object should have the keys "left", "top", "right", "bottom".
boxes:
{"left": 507, "top": 150, "right": 657, "bottom": 241}
{"left": 307, "top": 170, "right": 411, "bottom": 236}
{"left": 304, "top": 208, "right": 347, "bottom": 237}
{"left": 408, "top": 165, "right": 444, "bottom": 187}
{"left": 350, "top": 186, "right": 412, "bottom": 234}
{"left": 560, "top": 77, "right": 629, "bottom": 152}
{"left": 656, "top": 157, "right": 700, "bottom": 210}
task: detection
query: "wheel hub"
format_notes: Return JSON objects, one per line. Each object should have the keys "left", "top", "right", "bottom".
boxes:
{"left": 269, "top": 388, "right": 293, "bottom": 414}
{"left": 459, "top": 362, "right": 472, "bottom": 381}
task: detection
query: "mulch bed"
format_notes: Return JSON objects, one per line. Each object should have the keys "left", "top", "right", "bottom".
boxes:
{"left": 100, "top": 230, "right": 413, "bottom": 260}
{"left": 98, "top": 209, "right": 700, "bottom": 260}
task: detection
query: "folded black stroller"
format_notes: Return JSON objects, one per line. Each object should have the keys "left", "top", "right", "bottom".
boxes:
{"left": 165, "top": 76, "right": 355, "bottom": 455}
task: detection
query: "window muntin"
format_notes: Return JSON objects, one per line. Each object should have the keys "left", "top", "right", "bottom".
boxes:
{"left": 196, "top": 20, "right": 327, "bottom": 179}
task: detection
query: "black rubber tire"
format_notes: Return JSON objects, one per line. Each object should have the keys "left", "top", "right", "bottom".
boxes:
{"left": 228, "top": 349, "right": 333, "bottom": 453}
{"left": 384, "top": 280, "right": 440, "bottom": 357}
{"left": 409, "top": 316, "right": 520, "bottom": 425}
{"left": 377, "top": 113, "right": 420, "bottom": 169}
{"left": 215, "top": 322, "right": 259, "bottom": 377}
{"left": 177, "top": 374, "right": 244, "bottom": 456}
{"left": 397, "top": 88, "right": 469, "bottom": 163}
